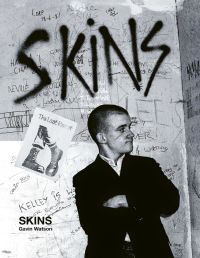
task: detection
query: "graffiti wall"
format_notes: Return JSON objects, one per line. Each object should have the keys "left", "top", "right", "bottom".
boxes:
{"left": 0, "top": 0, "right": 191, "bottom": 257}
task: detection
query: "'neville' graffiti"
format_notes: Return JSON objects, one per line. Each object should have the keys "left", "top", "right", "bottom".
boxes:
{"left": 14, "top": 18, "right": 170, "bottom": 104}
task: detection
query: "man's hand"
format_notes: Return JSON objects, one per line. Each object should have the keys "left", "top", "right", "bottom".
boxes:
{"left": 103, "top": 195, "right": 128, "bottom": 208}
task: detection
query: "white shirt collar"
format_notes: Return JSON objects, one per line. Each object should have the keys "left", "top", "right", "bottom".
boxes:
{"left": 99, "top": 154, "right": 125, "bottom": 175}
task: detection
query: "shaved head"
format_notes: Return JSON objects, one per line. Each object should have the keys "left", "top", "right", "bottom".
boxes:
{"left": 87, "top": 104, "right": 128, "bottom": 143}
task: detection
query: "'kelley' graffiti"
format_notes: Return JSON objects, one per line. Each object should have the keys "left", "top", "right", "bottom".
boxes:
{"left": 14, "top": 18, "right": 170, "bottom": 104}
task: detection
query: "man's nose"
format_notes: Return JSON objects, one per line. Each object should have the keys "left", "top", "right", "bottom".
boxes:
{"left": 126, "top": 128, "right": 134, "bottom": 138}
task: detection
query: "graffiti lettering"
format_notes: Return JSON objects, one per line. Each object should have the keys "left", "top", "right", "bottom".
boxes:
{"left": 14, "top": 18, "right": 170, "bottom": 103}
{"left": 15, "top": 30, "right": 51, "bottom": 103}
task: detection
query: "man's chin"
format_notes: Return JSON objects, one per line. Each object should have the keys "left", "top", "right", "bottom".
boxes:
{"left": 124, "top": 145, "right": 133, "bottom": 153}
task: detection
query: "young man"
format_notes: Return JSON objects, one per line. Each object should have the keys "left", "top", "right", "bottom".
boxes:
{"left": 73, "top": 104, "right": 179, "bottom": 258}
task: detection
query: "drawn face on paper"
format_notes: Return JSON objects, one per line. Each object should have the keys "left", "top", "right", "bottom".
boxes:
{"left": 103, "top": 113, "right": 134, "bottom": 156}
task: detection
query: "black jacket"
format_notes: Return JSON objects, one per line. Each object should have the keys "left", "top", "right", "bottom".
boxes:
{"left": 73, "top": 154, "right": 180, "bottom": 258}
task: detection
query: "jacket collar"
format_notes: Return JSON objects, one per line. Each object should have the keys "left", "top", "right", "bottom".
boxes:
{"left": 94, "top": 154, "right": 131, "bottom": 178}
{"left": 99, "top": 153, "right": 125, "bottom": 166}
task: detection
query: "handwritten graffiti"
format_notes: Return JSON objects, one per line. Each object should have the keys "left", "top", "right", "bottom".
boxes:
{"left": 14, "top": 18, "right": 170, "bottom": 104}
{"left": 186, "top": 59, "right": 200, "bottom": 80}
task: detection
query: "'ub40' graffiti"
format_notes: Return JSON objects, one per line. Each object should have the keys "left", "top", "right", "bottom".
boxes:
{"left": 14, "top": 18, "right": 170, "bottom": 104}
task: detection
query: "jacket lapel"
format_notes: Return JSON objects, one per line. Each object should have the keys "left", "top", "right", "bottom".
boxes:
{"left": 94, "top": 155, "right": 121, "bottom": 179}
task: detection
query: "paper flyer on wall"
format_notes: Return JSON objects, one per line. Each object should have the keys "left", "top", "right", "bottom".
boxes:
{"left": 15, "top": 107, "right": 77, "bottom": 181}
{"left": 0, "top": 0, "right": 199, "bottom": 257}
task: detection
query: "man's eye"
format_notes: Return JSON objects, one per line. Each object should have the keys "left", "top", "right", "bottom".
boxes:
{"left": 119, "top": 128, "right": 125, "bottom": 133}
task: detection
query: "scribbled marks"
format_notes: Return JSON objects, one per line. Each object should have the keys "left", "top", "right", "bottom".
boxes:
{"left": 0, "top": 110, "right": 32, "bottom": 134}
{"left": 10, "top": 175, "right": 30, "bottom": 195}
{"left": 186, "top": 59, "right": 200, "bottom": 80}
{"left": 106, "top": 7, "right": 118, "bottom": 17}
{"left": 2, "top": 250, "right": 11, "bottom": 254}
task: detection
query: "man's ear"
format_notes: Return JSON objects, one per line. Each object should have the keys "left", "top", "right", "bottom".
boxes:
{"left": 96, "top": 132, "right": 107, "bottom": 144}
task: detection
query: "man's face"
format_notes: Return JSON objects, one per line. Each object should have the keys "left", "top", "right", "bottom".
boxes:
{"left": 103, "top": 113, "right": 134, "bottom": 156}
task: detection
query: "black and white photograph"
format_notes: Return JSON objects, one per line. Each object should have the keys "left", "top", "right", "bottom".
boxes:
{"left": 0, "top": 0, "right": 199, "bottom": 257}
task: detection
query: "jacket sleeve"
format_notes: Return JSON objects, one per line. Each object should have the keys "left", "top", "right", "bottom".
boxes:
{"left": 149, "top": 158, "right": 180, "bottom": 217}
{"left": 73, "top": 173, "right": 97, "bottom": 234}
{"left": 73, "top": 173, "right": 128, "bottom": 235}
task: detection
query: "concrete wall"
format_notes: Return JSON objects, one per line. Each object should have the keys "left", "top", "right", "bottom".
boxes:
{"left": 176, "top": 0, "right": 200, "bottom": 257}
